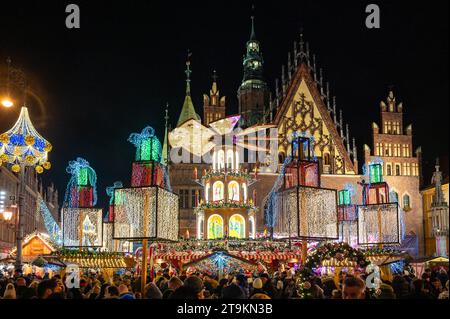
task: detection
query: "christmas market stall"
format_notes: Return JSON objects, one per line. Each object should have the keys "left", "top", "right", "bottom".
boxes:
{"left": 362, "top": 247, "right": 412, "bottom": 282}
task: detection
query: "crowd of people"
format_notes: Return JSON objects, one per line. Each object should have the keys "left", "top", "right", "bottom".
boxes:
{"left": 0, "top": 266, "right": 448, "bottom": 300}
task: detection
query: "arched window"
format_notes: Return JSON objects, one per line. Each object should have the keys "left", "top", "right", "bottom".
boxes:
{"left": 242, "top": 183, "right": 247, "bottom": 202}
{"left": 207, "top": 215, "right": 224, "bottom": 239}
{"left": 323, "top": 152, "right": 331, "bottom": 166}
{"left": 390, "top": 191, "right": 399, "bottom": 203}
{"left": 197, "top": 215, "right": 204, "bottom": 239}
{"left": 229, "top": 214, "right": 245, "bottom": 239}
{"left": 212, "top": 152, "right": 216, "bottom": 170}
{"left": 228, "top": 181, "right": 240, "bottom": 201}
{"left": 205, "top": 183, "right": 210, "bottom": 203}
{"left": 403, "top": 194, "right": 411, "bottom": 209}
{"left": 226, "top": 150, "right": 234, "bottom": 170}
{"left": 395, "top": 164, "right": 401, "bottom": 176}
{"left": 386, "top": 164, "right": 392, "bottom": 176}
{"left": 212, "top": 181, "right": 224, "bottom": 202}
{"left": 217, "top": 150, "right": 225, "bottom": 170}
{"left": 235, "top": 151, "right": 240, "bottom": 170}
{"left": 249, "top": 216, "right": 256, "bottom": 239}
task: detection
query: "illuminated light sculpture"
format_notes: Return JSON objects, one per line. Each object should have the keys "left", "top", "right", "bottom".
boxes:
{"left": 267, "top": 136, "right": 338, "bottom": 263}
{"left": 337, "top": 186, "right": 358, "bottom": 247}
{"left": 357, "top": 162, "right": 402, "bottom": 246}
{"left": 169, "top": 115, "right": 274, "bottom": 158}
{"left": 0, "top": 106, "right": 52, "bottom": 270}
{"left": 61, "top": 158, "right": 103, "bottom": 248}
{"left": 0, "top": 107, "right": 52, "bottom": 172}
{"left": 195, "top": 143, "right": 258, "bottom": 240}
{"left": 128, "top": 126, "right": 166, "bottom": 188}
{"left": 283, "top": 136, "right": 320, "bottom": 189}
{"left": 272, "top": 136, "right": 338, "bottom": 240}
{"left": 102, "top": 181, "right": 132, "bottom": 253}
{"left": 112, "top": 125, "right": 179, "bottom": 294}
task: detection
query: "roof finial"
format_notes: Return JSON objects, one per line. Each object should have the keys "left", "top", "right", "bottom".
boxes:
{"left": 212, "top": 69, "right": 218, "bottom": 83}
{"left": 250, "top": 6, "right": 256, "bottom": 41}
{"left": 185, "top": 50, "right": 192, "bottom": 96}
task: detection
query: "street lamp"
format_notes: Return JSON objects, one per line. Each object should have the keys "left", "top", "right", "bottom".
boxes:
{"left": 1, "top": 210, "right": 13, "bottom": 222}
{"left": 0, "top": 106, "right": 52, "bottom": 272}
{"left": 1, "top": 98, "right": 13, "bottom": 108}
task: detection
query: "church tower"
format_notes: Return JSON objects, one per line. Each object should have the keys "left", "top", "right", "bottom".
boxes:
{"left": 237, "top": 16, "right": 269, "bottom": 127}
{"left": 203, "top": 70, "right": 226, "bottom": 126}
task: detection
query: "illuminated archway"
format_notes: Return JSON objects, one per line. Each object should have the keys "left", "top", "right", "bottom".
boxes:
{"left": 228, "top": 181, "right": 240, "bottom": 201}
{"left": 249, "top": 216, "right": 256, "bottom": 239}
{"left": 205, "top": 183, "right": 210, "bottom": 202}
{"left": 207, "top": 214, "right": 224, "bottom": 239}
{"left": 229, "top": 214, "right": 246, "bottom": 239}
{"left": 226, "top": 149, "right": 234, "bottom": 170}
{"left": 213, "top": 181, "right": 224, "bottom": 202}
{"left": 217, "top": 150, "right": 225, "bottom": 170}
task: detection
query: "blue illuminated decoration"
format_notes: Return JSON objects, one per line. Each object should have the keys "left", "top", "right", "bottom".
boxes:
{"left": 63, "top": 157, "right": 98, "bottom": 207}
{"left": 37, "top": 195, "right": 62, "bottom": 244}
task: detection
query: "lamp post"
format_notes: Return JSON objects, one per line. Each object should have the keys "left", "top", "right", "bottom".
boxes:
{"left": 0, "top": 107, "right": 52, "bottom": 272}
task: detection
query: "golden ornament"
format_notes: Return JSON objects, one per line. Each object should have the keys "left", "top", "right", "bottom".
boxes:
{"left": 44, "top": 142, "right": 53, "bottom": 152}
{"left": 11, "top": 164, "right": 21, "bottom": 173}
{"left": 43, "top": 161, "right": 51, "bottom": 170}
{"left": 25, "top": 155, "right": 35, "bottom": 164}
{"left": 0, "top": 133, "right": 9, "bottom": 144}
{"left": 35, "top": 166, "right": 44, "bottom": 174}
{"left": 0, "top": 154, "right": 8, "bottom": 162}
{"left": 13, "top": 147, "right": 22, "bottom": 156}
{"left": 25, "top": 135, "right": 36, "bottom": 146}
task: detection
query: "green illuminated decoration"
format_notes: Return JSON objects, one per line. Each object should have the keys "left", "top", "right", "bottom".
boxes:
{"left": 128, "top": 126, "right": 162, "bottom": 162}
{"left": 369, "top": 163, "right": 382, "bottom": 184}
{"left": 78, "top": 167, "right": 89, "bottom": 186}
{"left": 339, "top": 190, "right": 351, "bottom": 205}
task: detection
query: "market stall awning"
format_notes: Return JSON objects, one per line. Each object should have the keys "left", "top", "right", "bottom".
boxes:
{"left": 58, "top": 256, "right": 135, "bottom": 269}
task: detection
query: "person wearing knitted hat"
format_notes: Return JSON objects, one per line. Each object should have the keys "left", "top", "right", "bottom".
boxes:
{"left": 250, "top": 278, "right": 267, "bottom": 297}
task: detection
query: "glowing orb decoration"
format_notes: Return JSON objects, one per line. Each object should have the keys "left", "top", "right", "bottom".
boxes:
{"left": 357, "top": 203, "right": 401, "bottom": 245}
{"left": 273, "top": 186, "right": 338, "bottom": 240}
{"left": 0, "top": 107, "right": 52, "bottom": 171}
{"left": 113, "top": 187, "right": 179, "bottom": 241}
{"left": 62, "top": 208, "right": 103, "bottom": 248}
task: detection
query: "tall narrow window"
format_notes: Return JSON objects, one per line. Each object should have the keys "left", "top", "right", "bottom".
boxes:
{"left": 386, "top": 164, "right": 392, "bottom": 176}
{"left": 395, "top": 164, "right": 401, "bottom": 176}
{"left": 403, "top": 194, "right": 411, "bottom": 209}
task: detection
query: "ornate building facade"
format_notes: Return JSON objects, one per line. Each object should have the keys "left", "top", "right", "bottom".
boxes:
{"left": 169, "top": 17, "right": 425, "bottom": 256}
{"left": 364, "top": 91, "right": 423, "bottom": 255}
{"left": 0, "top": 166, "right": 59, "bottom": 257}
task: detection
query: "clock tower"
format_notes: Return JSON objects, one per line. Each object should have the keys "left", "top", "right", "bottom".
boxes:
{"left": 237, "top": 16, "right": 270, "bottom": 127}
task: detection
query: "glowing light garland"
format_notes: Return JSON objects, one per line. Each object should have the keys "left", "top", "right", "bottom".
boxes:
{"left": 0, "top": 107, "right": 52, "bottom": 173}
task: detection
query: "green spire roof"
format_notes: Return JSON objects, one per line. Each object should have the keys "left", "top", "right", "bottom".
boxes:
{"left": 177, "top": 59, "right": 200, "bottom": 126}
{"left": 250, "top": 16, "right": 256, "bottom": 41}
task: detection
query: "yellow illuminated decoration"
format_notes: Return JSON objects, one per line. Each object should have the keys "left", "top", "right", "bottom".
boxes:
{"left": 228, "top": 181, "right": 240, "bottom": 201}
{"left": 229, "top": 214, "right": 245, "bottom": 239}
{"left": 213, "top": 181, "right": 224, "bottom": 202}
{"left": 208, "top": 214, "right": 224, "bottom": 239}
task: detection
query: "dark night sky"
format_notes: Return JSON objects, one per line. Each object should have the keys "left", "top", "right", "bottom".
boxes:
{"left": 0, "top": 0, "right": 448, "bottom": 208}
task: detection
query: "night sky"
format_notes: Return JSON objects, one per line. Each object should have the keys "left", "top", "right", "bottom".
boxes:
{"left": 0, "top": 0, "right": 448, "bottom": 208}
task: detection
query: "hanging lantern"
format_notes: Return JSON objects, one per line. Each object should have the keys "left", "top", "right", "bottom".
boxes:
{"left": 357, "top": 203, "right": 401, "bottom": 245}
{"left": 369, "top": 163, "right": 382, "bottom": 184}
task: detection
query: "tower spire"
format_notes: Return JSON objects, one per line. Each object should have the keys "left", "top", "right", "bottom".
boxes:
{"left": 177, "top": 51, "right": 200, "bottom": 126}
{"left": 250, "top": 15, "right": 256, "bottom": 41}
{"left": 185, "top": 50, "right": 192, "bottom": 96}
{"left": 162, "top": 103, "right": 170, "bottom": 165}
